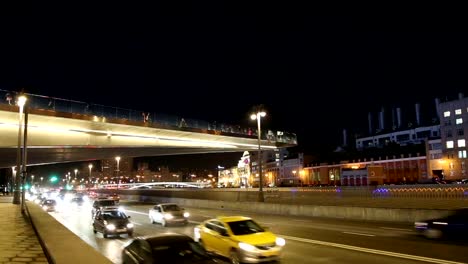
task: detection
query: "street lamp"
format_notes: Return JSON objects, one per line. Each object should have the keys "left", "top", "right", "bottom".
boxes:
{"left": 40, "top": 177, "right": 43, "bottom": 185}
{"left": 88, "top": 163, "right": 93, "bottom": 183}
{"left": 13, "top": 94, "right": 27, "bottom": 205}
{"left": 250, "top": 109, "right": 266, "bottom": 202}
{"left": 292, "top": 170, "right": 297, "bottom": 186}
{"left": 115, "top": 156, "right": 121, "bottom": 189}
{"left": 74, "top": 169, "right": 78, "bottom": 180}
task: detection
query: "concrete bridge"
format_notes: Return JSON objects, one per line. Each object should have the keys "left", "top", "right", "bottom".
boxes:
{"left": 0, "top": 89, "right": 297, "bottom": 168}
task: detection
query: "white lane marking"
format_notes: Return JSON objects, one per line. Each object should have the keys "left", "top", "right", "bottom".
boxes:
{"left": 380, "top": 227, "right": 413, "bottom": 232}
{"left": 125, "top": 210, "right": 148, "bottom": 216}
{"left": 342, "top": 232, "right": 375, "bottom": 237}
{"left": 280, "top": 234, "right": 465, "bottom": 264}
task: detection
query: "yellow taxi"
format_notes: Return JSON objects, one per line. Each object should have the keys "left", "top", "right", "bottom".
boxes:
{"left": 194, "top": 216, "right": 285, "bottom": 264}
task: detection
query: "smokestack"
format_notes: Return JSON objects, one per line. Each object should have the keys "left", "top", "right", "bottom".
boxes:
{"left": 434, "top": 98, "right": 440, "bottom": 119}
{"left": 391, "top": 108, "right": 396, "bottom": 130}
{"left": 368, "top": 112, "right": 373, "bottom": 135}
{"left": 342, "top": 129, "right": 347, "bottom": 147}
{"left": 396, "top": 107, "right": 402, "bottom": 128}
{"left": 379, "top": 107, "right": 385, "bottom": 131}
{"left": 459, "top": 93, "right": 464, "bottom": 100}
{"left": 415, "top": 103, "right": 421, "bottom": 126}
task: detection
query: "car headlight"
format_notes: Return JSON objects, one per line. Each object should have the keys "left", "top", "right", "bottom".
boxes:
{"left": 118, "top": 206, "right": 125, "bottom": 212}
{"left": 239, "top": 242, "right": 256, "bottom": 252}
{"left": 276, "top": 237, "right": 286, "bottom": 246}
{"left": 414, "top": 222, "right": 428, "bottom": 227}
{"left": 183, "top": 212, "right": 190, "bottom": 218}
{"left": 106, "top": 224, "right": 116, "bottom": 230}
{"left": 164, "top": 213, "right": 174, "bottom": 219}
{"left": 127, "top": 223, "right": 134, "bottom": 228}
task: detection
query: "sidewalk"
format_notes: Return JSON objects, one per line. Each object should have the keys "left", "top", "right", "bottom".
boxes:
{"left": 0, "top": 195, "right": 48, "bottom": 264}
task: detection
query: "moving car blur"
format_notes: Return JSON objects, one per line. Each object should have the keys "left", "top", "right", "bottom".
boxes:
{"left": 91, "top": 199, "right": 119, "bottom": 218}
{"left": 92, "top": 208, "right": 133, "bottom": 238}
{"left": 194, "top": 216, "right": 285, "bottom": 264}
{"left": 415, "top": 207, "right": 468, "bottom": 239}
{"left": 148, "top": 203, "right": 189, "bottom": 227}
{"left": 41, "top": 199, "right": 58, "bottom": 212}
{"left": 121, "top": 233, "right": 218, "bottom": 264}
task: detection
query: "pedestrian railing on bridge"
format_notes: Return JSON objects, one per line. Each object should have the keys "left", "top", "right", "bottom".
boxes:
{"left": 0, "top": 89, "right": 297, "bottom": 145}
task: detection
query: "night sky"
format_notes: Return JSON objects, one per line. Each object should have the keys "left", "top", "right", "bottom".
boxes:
{"left": 1, "top": 5, "right": 467, "bottom": 163}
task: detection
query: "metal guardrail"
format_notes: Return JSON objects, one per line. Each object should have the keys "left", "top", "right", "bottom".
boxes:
{"left": 0, "top": 89, "right": 297, "bottom": 145}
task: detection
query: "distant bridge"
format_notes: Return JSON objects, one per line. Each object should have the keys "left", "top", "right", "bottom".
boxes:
{"left": 98, "top": 181, "right": 212, "bottom": 189}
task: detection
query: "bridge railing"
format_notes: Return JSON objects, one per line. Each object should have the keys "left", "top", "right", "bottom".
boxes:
{"left": 0, "top": 89, "right": 297, "bottom": 145}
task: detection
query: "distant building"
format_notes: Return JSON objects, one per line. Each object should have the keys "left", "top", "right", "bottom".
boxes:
{"left": 435, "top": 93, "right": 467, "bottom": 180}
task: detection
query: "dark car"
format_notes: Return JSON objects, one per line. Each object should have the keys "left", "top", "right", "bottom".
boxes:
{"left": 121, "top": 233, "right": 218, "bottom": 264}
{"left": 415, "top": 208, "right": 468, "bottom": 239}
{"left": 91, "top": 199, "right": 119, "bottom": 218}
{"left": 92, "top": 208, "right": 133, "bottom": 238}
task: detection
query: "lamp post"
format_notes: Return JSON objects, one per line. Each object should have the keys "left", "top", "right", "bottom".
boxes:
{"left": 13, "top": 94, "right": 27, "bottom": 205}
{"left": 250, "top": 109, "right": 266, "bottom": 202}
{"left": 292, "top": 170, "right": 297, "bottom": 186}
{"left": 40, "top": 177, "right": 43, "bottom": 185}
{"left": 115, "top": 156, "right": 121, "bottom": 189}
{"left": 74, "top": 169, "right": 78, "bottom": 181}
{"left": 88, "top": 163, "right": 93, "bottom": 183}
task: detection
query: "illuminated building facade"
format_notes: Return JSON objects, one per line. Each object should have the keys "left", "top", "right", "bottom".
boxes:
{"left": 304, "top": 155, "right": 428, "bottom": 186}
{"left": 435, "top": 93, "right": 468, "bottom": 180}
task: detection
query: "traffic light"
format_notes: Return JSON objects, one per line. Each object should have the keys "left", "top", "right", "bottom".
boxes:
{"left": 50, "top": 175, "right": 58, "bottom": 183}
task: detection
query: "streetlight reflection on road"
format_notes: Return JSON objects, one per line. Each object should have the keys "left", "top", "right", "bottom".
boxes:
{"left": 250, "top": 108, "right": 266, "bottom": 202}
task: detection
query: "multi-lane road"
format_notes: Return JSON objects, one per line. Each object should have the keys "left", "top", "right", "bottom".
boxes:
{"left": 49, "top": 200, "right": 468, "bottom": 264}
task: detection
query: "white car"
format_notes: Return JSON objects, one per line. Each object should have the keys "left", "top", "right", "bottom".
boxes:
{"left": 148, "top": 203, "right": 189, "bottom": 227}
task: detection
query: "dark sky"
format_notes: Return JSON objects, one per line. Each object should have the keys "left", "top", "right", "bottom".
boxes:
{"left": 1, "top": 5, "right": 467, "bottom": 158}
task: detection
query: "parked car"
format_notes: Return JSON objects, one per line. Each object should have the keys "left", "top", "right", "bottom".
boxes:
{"left": 121, "top": 233, "right": 218, "bottom": 264}
{"left": 91, "top": 199, "right": 119, "bottom": 218}
{"left": 415, "top": 208, "right": 468, "bottom": 239}
{"left": 148, "top": 203, "right": 189, "bottom": 226}
{"left": 194, "top": 216, "right": 285, "bottom": 263}
{"left": 92, "top": 208, "right": 133, "bottom": 238}
{"left": 41, "top": 199, "right": 58, "bottom": 212}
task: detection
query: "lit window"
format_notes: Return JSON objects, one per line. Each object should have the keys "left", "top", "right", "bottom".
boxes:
{"left": 444, "top": 111, "right": 451, "bottom": 117}
{"left": 459, "top": 150, "right": 467, "bottom": 158}
{"left": 458, "top": 139, "right": 466, "bottom": 147}
{"left": 455, "top": 109, "right": 462, "bottom": 115}
{"left": 456, "top": 118, "right": 463, "bottom": 125}
{"left": 446, "top": 141, "right": 454, "bottom": 148}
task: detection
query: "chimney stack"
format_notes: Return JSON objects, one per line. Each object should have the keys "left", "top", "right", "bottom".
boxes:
{"left": 415, "top": 103, "right": 421, "bottom": 126}
{"left": 434, "top": 98, "right": 440, "bottom": 120}
{"left": 368, "top": 112, "right": 373, "bottom": 135}
{"left": 459, "top": 93, "right": 464, "bottom": 100}
{"left": 379, "top": 107, "right": 385, "bottom": 131}
{"left": 396, "top": 107, "right": 402, "bottom": 129}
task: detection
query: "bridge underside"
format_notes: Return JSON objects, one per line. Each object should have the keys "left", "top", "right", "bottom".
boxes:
{"left": 0, "top": 147, "right": 245, "bottom": 168}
